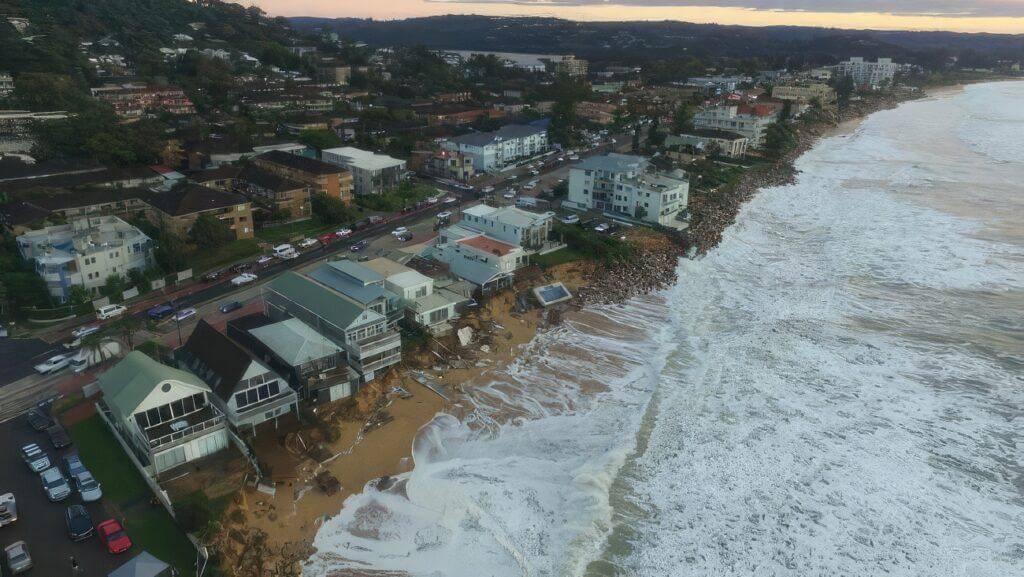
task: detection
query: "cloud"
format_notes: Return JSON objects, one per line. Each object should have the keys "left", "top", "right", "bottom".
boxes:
{"left": 427, "top": 0, "right": 1024, "bottom": 18}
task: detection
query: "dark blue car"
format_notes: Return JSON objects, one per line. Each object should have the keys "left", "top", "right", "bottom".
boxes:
{"left": 147, "top": 303, "right": 174, "bottom": 320}
{"left": 219, "top": 301, "right": 243, "bottom": 314}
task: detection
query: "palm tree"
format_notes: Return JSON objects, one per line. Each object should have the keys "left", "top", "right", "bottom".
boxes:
{"left": 79, "top": 332, "right": 112, "bottom": 365}
{"left": 116, "top": 315, "right": 143, "bottom": 351}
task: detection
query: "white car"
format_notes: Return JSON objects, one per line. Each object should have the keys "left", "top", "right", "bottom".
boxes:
{"left": 529, "top": 170, "right": 540, "bottom": 176}
{"left": 172, "top": 308, "right": 196, "bottom": 322}
{"left": 34, "top": 355, "right": 70, "bottom": 375}
{"left": 273, "top": 244, "right": 296, "bottom": 258}
{"left": 298, "top": 238, "right": 318, "bottom": 249}
{"left": 231, "top": 273, "right": 258, "bottom": 286}
{"left": 391, "top": 226, "right": 409, "bottom": 236}
{"left": 559, "top": 214, "right": 580, "bottom": 225}
{"left": 256, "top": 255, "right": 273, "bottom": 265}
{"left": 568, "top": 155, "right": 579, "bottom": 161}
{"left": 96, "top": 304, "right": 126, "bottom": 320}
{"left": 426, "top": 196, "right": 440, "bottom": 204}
{"left": 335, "top": 228, "right": 352, "bottom": 238}
{"left": 594, "top": 223, "right": 611, "bottom": 233}
{"left": 481, "top": 186, "right": 495, "bottom": 194}
{"left": 71, "top": 325, "right": 100, "bottom": 339}
{"left": 443, "top": 197, "right": 458, "bottom": 204}
{"left": 436, "top": 211, "right": 452, "bottom": 219}
{"left": 503, "top": 191, "right": 516, "bottom": 199}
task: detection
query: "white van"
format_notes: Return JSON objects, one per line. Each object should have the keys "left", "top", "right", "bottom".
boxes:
{"left": 95, "top": 304, "right": 126, "bottom": 320}
{"left": 273, "top": 244, "right": 297, "bottom": 259}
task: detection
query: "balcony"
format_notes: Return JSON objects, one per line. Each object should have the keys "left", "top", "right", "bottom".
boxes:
{"left": 143, "top": 405, "right": 225, "bottom": 451}
{"left": 351, "top": 329, "right": 401, "bottom": 358}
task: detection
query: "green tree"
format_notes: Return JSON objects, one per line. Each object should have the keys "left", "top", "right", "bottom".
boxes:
{"left": 116, "top": 315, "right": 142, "bottom": 351}
{"left": 79, "top": 332, "right": 115, "bottom": 365}
{"left": 672, "top": 103, "right": 694, "bottom": 134}
{"left": 67, "top": 285, "right": 91, "bottom": 307}
{"left": 298, "top": 128, "right": 342, "bottom": 153}
{"left": 189, "top": 213, "right": 233, "bottom": 249}
{"left": 100, "top": 275, "right": 125, "bottom": 301}
{"left": 648, "top": 116, "right": 665, "bottom": 148}
{"left": 763, "top": 122, "right": 798, "bottom": 159}
{"left": 311, "top": 192, "right": 356, "bottom": 226}
{"left": 13, "top": 73, "right": 91, "bottom": 112}
{"left": 154, "top": 228, "right": 188, "bottom": 273}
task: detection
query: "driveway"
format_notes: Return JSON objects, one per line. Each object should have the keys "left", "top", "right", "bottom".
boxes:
{"left": 0, "top": 414, "right": 123, "bottom": 577}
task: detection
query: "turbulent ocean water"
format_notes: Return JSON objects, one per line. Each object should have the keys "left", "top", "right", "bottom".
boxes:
{"left": 305, "top": 82, "right": 1024, "bottom": 577}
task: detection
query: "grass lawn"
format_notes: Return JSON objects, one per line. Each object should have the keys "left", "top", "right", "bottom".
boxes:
{"left": 532, "top": 247, "right": 590, "bottom": 268}
{"left": 255, "top": 219, "right": 335, "bottom": 245}
{"left": 189, "top": 239, "right": 261, "bottom": 274}
{"left": 70, "top": 415, "right": 198, "bottom": 576}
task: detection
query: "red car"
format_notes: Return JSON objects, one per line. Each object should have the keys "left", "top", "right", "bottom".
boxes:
{"left": 97, "top": 519, "right": 132, "bottom": 554}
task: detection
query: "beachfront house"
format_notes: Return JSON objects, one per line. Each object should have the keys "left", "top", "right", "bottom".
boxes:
{"left": 362, "top": 257, "right": 468, "bottom": 335}
{"left": 96, "top": 351, "right": 229, "bottom": 476}
{"left": 176, "top": 320, "right": 299, "bottom": 433}
{"left": 430, "top": 229, "right": 528, "bottom": 293}
{"left": 307, "top": 260, "right": 404, "bottom": 329}
{"left": 458, "top": 204, "right": 555, "bottom": 252}
{"left": 262, "top": 272, "right": 402, "bottom": 383}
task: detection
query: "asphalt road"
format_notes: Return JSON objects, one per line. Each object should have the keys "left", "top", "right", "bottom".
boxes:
{"left": 0, "top": 339, "right": 54, "bottom": 388}
{"left": 0, "top": 412, "right": 123, "bottom": 577}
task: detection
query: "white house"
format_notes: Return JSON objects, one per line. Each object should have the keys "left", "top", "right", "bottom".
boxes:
{"left": 16, "top": 215, "right": 154, "bottom": 302}
{"left": 566, "top": 154, "right": 689, "bottom": 227}
{"left": 432, "top": 231, "right": 528, "bottom": 292}
{"left": 176, "top": 320, "right": 299, "bottom": 434}
{"left": 362, "top": 257, "right": 467, "bottom": 335}
{"left": 459, "top": 204, "right": 555, "bottom": 251}
{"left": 321, "top": 147, "right": 406, "bottom": 195}
{"left": 96, "top": 351, "right": 230, "bottom": 476}
{"left": 441, "top": 124, "right": 548, "bottom": 172}
{"left": 691, "top": 104, "right": 780, "bottom": 148}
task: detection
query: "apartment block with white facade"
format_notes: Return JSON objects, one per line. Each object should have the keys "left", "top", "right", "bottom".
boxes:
{"left": 832, "top": 57, "right": 905, "bottom": 89}
{"left": 321, "top": 147, "right": 407, "bottom": 195}
{"left": 566, "top": 154, "right": 689, "bottom": 227}
{"left": 441, "top": 124, "right": 548, "bottom": 172}
{"left": 16, "top": 215, "right": 153, "bottom": 302}
{"left": 691, "top": 103, "right": 780, "bottom": 148}
{"left": 459, "top": 204, "right": 555, "bottom": 251}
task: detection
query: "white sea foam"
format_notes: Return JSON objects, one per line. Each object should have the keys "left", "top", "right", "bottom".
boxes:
{"left": 305, "top": 82, "right": 1024, "bottom": 577}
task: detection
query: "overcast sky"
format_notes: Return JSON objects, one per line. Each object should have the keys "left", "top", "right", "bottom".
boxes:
{"left": 251, "top": 0, "right": 1024, "bottom": 32}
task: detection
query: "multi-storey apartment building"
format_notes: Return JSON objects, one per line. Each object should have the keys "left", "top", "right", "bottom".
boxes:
{"left": 772, "top": 83, "right": 838, "bottom": 111}
{"left": 321, "top": 147, "right": 407, "bottom": 195}
{"left": 410, "top": 149, "right": 475, "bottom": 181}
{"left": 555, "top": 55, "right": 588, "bottom": 78}
{"left": 459, "top": 204, "right": 554, "bottom": 251}
{"left": 192, "top": 166, "right": 311, "bottom": 222}
{"left": 442, "top": 124, "right": 548, "bottom": 172}
{"left": 90, "top": 83, "right": 196, "bottom": 119}
{"left": 16, "top": 215, "right": 153, "bottom": 302}
{"left": 146, "top": 183, "right": 254, "bottom": 240}
{"left": 831, "top": 57, "right": 903, "bottom": 89}
{"left": 665, "top": 129, "right": 749, "bottom": 158}
{"left": 692, "top": 103, "right": 780, "bottom": 148}
{"left": 252, "top": 150, "right": 353, "bottom": 203}
{"left": 0, "top": 72, "right": 14, "bottom": 98}
{"left": 566, "top": 154, "right": 689, "bottom": 227}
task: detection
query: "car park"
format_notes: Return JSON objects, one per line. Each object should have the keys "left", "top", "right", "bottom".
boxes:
{"left": 40, "top": 467, "right": 71, "bottom": 501}
{"left": 219, "top": 300, "right": 243, "bottom": 314}
{"left": 298, "top": 237, "right": 318, "bottom": 249}
{"left": 4, "top": 541, "right": 32, "bottom": 574}
{"left": 26, "top": 409, "right": 53, "bottom": 432}
{"left": 34, "top": 354, "right": 70, "bottom": 375}
{"left": 72, "top": 470, "right": 102, "bottom": 503}
{"left": 96, "top": 304, "right": 127, "bottom": 320}
{"left": 20, "top": 443, "right": 50, "bottom": 473}
{"left": 231, "top": 273, "right": 258, "bottom": 286}
{"left": 0, "top": 493, "right": 16, "bottom": 527}
{"left": 97, "top": 519, "right": 132, "bottom": 554}
{"left": 147, "top": 303, "right": 174, "bottom": 320}
{"left": 46, "top": 424, "right": 72, "bottom": 449}
{"left": 65, "top": 504, "right": 94, "bottom": 541}
{"left": 71, "top": 325, "right": 100, "bottom": 339}
{"left": 172, "top": 308, "right": 197, "bottom": 323}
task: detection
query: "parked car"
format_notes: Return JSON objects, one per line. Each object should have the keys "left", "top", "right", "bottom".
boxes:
{"left": 558, "top": 214, "right": 581, "bottom": 225}
{"left": 71, "top": 325, "right": 100, "bottom": 339}
{"left": 172, "top": 308, "right": 197, "bottom": 323}
{"left": 46, "top": 424, "right": 72, "bottom": 449}
{"left": 436, "top": 211, "right": 452, "bottom": 220}
{"left": 65, "top": 504, "right": 94, "bottom": 541}
{"left": 0, "top": 493, "right": 16, "bottom": 527}
{"left": 63, "top": 453, "right": 88, "bottom": 479}
{"left": 26, "top": 409, "right": 53, "bottom": 432}
{"left": 298, "top": 237, "right": 318, "bottom": 249}
{"left": 73, "top": 470, "right": 103, "bottom": 502}
{"left": 96, "top": 304, "right": 127, "bottom": 320}
{"left": 391, "top": 226, "right": 409, "bottom": 237}
{"left": 62, "top": 337, "right": 81, "bottom": 351}
{"left": 39, "top": 467, "right": 71, "bottom": 501}
{"left": 69, "top": 339, "right": 121, "bottom": 373}
{"left": 147, "top": 303, "right": 175, "bottom": 320}
{"left": 231, "top": 273, "right": 258, "bottom": 286}
{"left": 34, "top": 354, "right": 70, "bottom": 375}
{"left": 335, "top": 228, "right": 352, "bottom": 238}
{"left": 230, "top": 262, "right": 252, "bottom": 273}
{"left": 20, "top": 443, "right": 50, "bottom": 473}
{"left": 368, "top": 215, "right": 385, "bottom": 224}
{"left": 426, "top": 195, "right": 440, "bottom": 204}
{"left": 4, "top": 541, "right": 31, "bottom": 575}
{"left": 201, "top": 269, "right": 224, "bottom": 282}
{"left": 256, "top": 255, "right": 273, "bottom": 266}
{"left": 219, "top": 301, "right": 243, "bottom": 314}
{"left": 349, "top": 240, "right": 369, "bottom": 252}
{"left": 395, "top": 232, "right": 414, "bottom": 243}
{"left": 594, "top": 222, "right": 611, "bottom": 233}
{"left": 273, "top": 244, "right": 298, "bottom": 259}
{"left": 443, "top": 196, "right": 458, "bottom": 204}
{"left": 97, "top": 519, "right": 132, "bottom": 554}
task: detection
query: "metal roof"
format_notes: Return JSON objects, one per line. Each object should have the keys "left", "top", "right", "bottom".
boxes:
{"left": 573, "top": 153, "right": 648, "bottom": 173}
{"left": 266, "top": 271, "right": 379, "bottom": 330}
{"left": 97, "top": 351, "right": 209, "bottom": 417}
{"left": 249, "top": 318, "right": 342, "bottom": 366}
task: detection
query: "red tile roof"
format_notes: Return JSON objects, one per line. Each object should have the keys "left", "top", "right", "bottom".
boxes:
{"left": 458, "top": 235, "right": 517, "bottom": 256}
